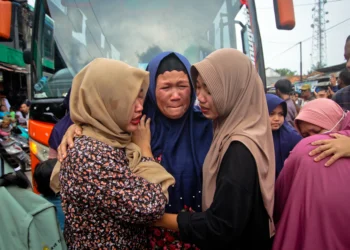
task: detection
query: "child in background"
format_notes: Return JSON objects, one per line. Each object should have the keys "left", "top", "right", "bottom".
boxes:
{"left": 33, "top": 159, "right": 65, "bottom": 231}
{"left": 266, "top": 94, "right": 302, "bottom": 178}
{"left": 0, "top": 117, "right": 12, "bottom": 137}
{"left": 9, "top": 107, "right": 16, "bottom": 120}
{"left": 0, "top": 105, "right": 9, "bottom": 119}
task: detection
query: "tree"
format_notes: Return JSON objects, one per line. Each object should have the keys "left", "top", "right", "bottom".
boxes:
{"left": 274, "top": 68, "right": 297, "bottom": 77}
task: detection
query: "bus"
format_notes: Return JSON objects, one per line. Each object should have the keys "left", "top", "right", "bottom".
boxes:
{"left": 24, "top": 0, "right": 295, "bottom": 191}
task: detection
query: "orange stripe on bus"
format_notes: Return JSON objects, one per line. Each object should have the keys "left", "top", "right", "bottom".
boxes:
{"left": 29, "top": 120, "right": 55, "bottom": 146}
{"left": 0, "top": 1, "right": 12, "bottom": 39}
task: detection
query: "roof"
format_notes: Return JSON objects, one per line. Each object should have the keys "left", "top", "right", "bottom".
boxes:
{"left": 315, "top": 62, "right": 347, "bottom": 73}
{"left": 0, "top": 62, "right": 28, "bottom": 74}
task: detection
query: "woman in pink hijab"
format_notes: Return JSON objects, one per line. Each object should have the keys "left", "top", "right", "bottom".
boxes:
{"left": 273, "top": 98, "right": 350, "bottom": 250}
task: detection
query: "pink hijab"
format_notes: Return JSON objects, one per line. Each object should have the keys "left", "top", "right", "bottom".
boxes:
{"left": 273, "top": 130, "right": 350, "bottom": 249}
{"left": 274, "top": 98, "right": 350, "bottom": 249}
{"left": 295, "top": 98, "right": 350, "bottom": 133}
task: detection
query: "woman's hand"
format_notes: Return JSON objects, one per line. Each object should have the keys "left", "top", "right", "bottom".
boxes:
{"left": 154, "top": 213, "right": 179, "bottom": 231}
{"left": 57, "top": 124, "right": 83, "bottom": 162}
{"left": 309, "top": 133, "right": 350, "bottom": 166}
{"left": 131, "top": 115, "right": 153, "bottom": 157}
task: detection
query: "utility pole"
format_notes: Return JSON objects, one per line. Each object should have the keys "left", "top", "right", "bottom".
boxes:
{"left": 310, "top": 0, "right": 329, "bottom": 69}
{"left": 300, "top": 41, "right": 302, "bottom": 82}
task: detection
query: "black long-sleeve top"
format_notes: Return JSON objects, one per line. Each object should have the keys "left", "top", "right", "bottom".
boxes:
{"left": 177, "top": 141, "right": 271, "bottom": 250}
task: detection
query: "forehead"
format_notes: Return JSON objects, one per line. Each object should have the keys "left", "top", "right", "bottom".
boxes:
{"left": 273, "top": 104, "right": 283, "bottom": 112}
{"left": 299, "top": 120, "right": 316, "bottom": 130}
{"left": 156, "top": 70, "right": 188, "bottom": 83}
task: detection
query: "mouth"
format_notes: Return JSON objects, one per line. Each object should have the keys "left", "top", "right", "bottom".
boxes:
{"left": 271, "top": 123, "right": 280, "bottom": 127}
{"left": 131, "top": 115, "right": 142, "bottom": 125}
{"left": 168, "top": 106, "right": 182, "bottom": 109}
{"left": 200, "top": 106, "right": 210, "bottom": 113}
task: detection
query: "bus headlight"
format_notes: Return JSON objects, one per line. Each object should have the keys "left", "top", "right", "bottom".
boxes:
{"left": 29, "top": 139, "right": 49, "bottom": 162}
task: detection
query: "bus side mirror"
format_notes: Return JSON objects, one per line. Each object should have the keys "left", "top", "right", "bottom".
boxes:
{"left": 273, "top": 0, "right": 295, "bottom": 30}
{"left": 23, "top": 49, "right": 32, "bottom": 64}
{"left": 0, "top": 0, "right": 12, "bottom": 39}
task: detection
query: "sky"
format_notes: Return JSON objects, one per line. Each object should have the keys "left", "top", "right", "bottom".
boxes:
{"left": 27, "top": 0, "right": 349, "bottom": 74}
{"left": 255, "top": 0, "right": 350, "bottom": 73}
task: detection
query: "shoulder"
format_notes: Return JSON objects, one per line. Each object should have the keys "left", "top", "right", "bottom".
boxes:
{"left": 222, "top": 141, "right": 256, "bottom": 171}
{"left": 287, "top": 134, "right": 332, "bottom": 166}
{"left": 225, "top": 141, "right": 252, "bottom": 156}
{"left": 71, "top": 135, "right": 123, "bottom": 159}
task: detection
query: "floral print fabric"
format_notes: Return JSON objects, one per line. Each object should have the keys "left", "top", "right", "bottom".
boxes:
{"left": 60, "top": 136, "right": 166, "bottom": 249}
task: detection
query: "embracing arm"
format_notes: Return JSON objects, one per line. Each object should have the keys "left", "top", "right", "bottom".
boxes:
{"left": 309, "top": 133, "right": 350, "bottom": 166}
{"left": 155, "top": 142, "right": 259, "bottom": 246}
{"left": 63, "top": 145, "right": 166, "bottom": 224}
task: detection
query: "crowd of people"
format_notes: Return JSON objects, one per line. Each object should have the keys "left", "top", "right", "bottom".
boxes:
{"left": 0, "top": 98, "right": 30, "bottom": 137}
{"left": 27, "top": 35, "right": 350, "bottom": 250}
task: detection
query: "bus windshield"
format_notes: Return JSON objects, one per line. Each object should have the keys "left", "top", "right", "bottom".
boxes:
{"left": 33, "top": 0, "right": 252, "bottom": 99}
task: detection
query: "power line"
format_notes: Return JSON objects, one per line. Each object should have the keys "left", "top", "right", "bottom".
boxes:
{"left": 262, "top": 40, "right": 295, "bottom": 45}
{"left": 257, "top": 0, "right": 347, "bottom": 10}
{"left": 265, "top": 17, "right": 350, "bottom": 65}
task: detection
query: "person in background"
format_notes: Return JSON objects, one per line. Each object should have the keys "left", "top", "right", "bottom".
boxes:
{"left": 155, "top": 49, "right": 275, "bottom": 250}
{"left": 16, "top": 100, "right": 30, "bottom": 126}
{"left": 337, "top": 69, "right": 350, "bottom": 89}
{"left": 333, "top": 68, "right": 350, "bottom": 111}
{"left": 328, "top": 73, "right": 338, "bottom": 96}
{"left": 48, "top": 89, "right": 73, "bottom": 159}
{"left": 291, "top": 91, "right": 303, "bottom": 110}
{"left": 0, "top": 117, "right": 12, "bottom": 137}
{"left": 33, "top": 158, "right": 65, "bottom": 231}
{"left": 275, "top": 79, "right": 298, "bottom": 127}
{"left": 345, "top": 35, "right": 350, "bottom": 70}
{"left": 0, "top": 104, "right": 10, "bottom": 119}
{"left": 273, "top": 98, "right": 350, "bottom": 250}
{"left": 0, "top": 95, "right": 11, "bottom": 111}
{"left": 266, "top": 94, "right": 302, "bottom": 178}
{"left": 9, "top": 106, "right": 16, "bottom": 120}
{"left": 300, "top": 84, "right": 315, "bottom": 105}
{"left": 314, "top": 85, "right": 330, "bottom": 99}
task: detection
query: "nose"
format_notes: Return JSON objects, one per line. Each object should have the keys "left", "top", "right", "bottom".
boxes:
{"left": 197, "top": 90, "right": 206, "bottom": 104}
{"left": 170, "top": 89, "right": 181, "bottom": 100}
{"left": 272, "top": 114, "right": 279, "bottom": 121}
{"left": 135, "top": 99, "right": 143, "bottom": 112}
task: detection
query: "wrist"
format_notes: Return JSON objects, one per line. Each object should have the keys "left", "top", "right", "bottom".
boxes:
{"left": 141, "top": 145, "right": 153, "bottom": 158}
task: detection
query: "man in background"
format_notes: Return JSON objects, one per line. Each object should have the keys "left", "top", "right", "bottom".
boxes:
{"left": 337, "top": 69, "right": 350, "bottom": 89}
{"left": 300, "top": 84, "right": 315, "bottom": 105}
{"left": 333, "top": 68, "right": 350, "bottom": 111}
{"left": 16, "top": 100, "right": 30, "bottom": 126}
{"left": 275, "top": 79, "right": 298, "bottom": 127}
